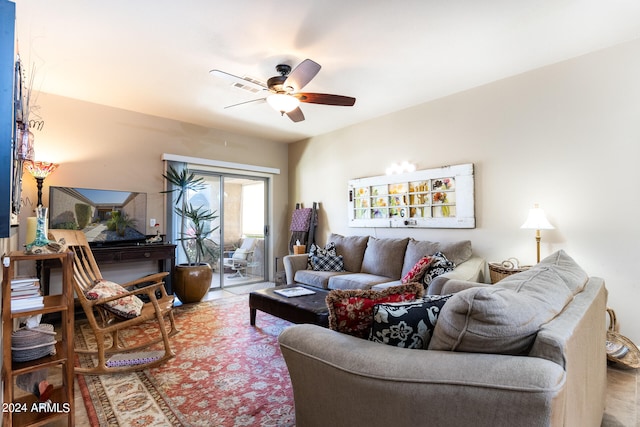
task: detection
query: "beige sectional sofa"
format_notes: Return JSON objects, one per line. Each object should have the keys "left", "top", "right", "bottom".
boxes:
{"left": 278, "top": 250, "right": 607, "bottom": 427}
{"left": 283, "top": 233, "right": 485, "bottom": 291}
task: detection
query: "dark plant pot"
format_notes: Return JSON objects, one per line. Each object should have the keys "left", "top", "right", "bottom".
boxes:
{"left": 174, "top": 263, "right": 212, "bottom": 304}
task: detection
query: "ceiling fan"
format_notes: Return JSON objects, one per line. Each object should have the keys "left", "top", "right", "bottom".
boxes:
{"left": 210, "top": 59, "right": 356, "bottom": 123}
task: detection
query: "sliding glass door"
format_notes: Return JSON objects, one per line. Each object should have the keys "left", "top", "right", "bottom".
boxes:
{"left": 218, "top": 175, "right": 267, "bottom": 289}
{"left": 166, "top": 162, "right": 268, "bottom": 290}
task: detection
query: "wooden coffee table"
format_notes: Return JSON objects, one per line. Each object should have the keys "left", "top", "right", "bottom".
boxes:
{"left": 249, "top": 285, "right": 329, "bottom": 327}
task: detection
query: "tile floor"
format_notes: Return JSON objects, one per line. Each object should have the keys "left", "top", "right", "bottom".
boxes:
{"left": 55, "top": 285, "right": 640, "bottom": 426}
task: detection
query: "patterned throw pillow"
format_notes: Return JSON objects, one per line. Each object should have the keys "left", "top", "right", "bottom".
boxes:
{"left": 84, "top": 279, "right": 144, "bottom": 319}
{"left": 423, "top": 252, "right": 455, "bottom": 286}
{"left": 401, "top": 256, "right": 433, "bottom": 284}
{"left": 309, "top": 242, "right": 337, "bottom": 257}
{"left": 311, "top": 255, "right": 344, "bottom": 271}
{"left": 307, "top": 242, "right": 338, "bottom": 268}
{"left": 369, "top": 294, "right": 453, "bottom": 349}
{"left": 326, "top": 283, "right": 424, "bottom": 339}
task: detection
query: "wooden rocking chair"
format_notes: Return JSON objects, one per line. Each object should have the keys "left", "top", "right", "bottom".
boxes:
{"left": 48, "top": 230, "right": 178, "bottom": 375}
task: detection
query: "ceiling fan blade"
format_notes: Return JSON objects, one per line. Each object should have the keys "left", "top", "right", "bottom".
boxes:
{"left": 283, "top": 59, "right": 321, "bottom": 92}
{"left": 295, "top": 92, "right": 356, "bottom": 106}
{"left": 224, "top": 98, "right": 267, "bottom": 109}
{"left": 286, "top": 107, "right": 305, "bottom": 122}
{"left": 210, "top": 69, "right": 268, "bottom": 93}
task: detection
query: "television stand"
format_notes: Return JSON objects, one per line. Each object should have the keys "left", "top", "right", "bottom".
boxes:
{"left": 41, "top": 243, "right": 176, "bottom": 295}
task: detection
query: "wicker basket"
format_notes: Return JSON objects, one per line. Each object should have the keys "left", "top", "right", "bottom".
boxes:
{"left": 606, "top": 308, "right": 639, "bottom": 370}
{"left": 488, "top": 258, "right": 531, "bottom": 284}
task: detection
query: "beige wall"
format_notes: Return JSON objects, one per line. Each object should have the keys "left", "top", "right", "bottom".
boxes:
{"left": 18, "top": 93, "right": 290, "bottom": 278}
{"left": 289, "top": 38, "right": 640, "bottom": 344}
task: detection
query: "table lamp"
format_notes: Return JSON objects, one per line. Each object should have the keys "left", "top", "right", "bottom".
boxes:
{"left": 520, "top": 204, "right": 554, "bottom": 263}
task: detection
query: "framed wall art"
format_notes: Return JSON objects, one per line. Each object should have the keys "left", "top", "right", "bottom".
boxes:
{"left": 348, "top": 163, "right": 475, "bottom": 229}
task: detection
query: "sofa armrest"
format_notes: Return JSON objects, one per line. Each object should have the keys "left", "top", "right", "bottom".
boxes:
{"left": 427, "top": 255, "right": 486, "bottom": 295}
{"left": 430, "top": 279, "right": 492, "bottom": 295}
{"left": 279, "top": 324, "right": 565, "bottom": 427}
{"left": 283, "top": 254, "right": 309, "bottom": 285}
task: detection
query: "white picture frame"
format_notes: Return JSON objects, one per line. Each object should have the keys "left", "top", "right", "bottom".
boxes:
{"left": 348, "top": 163, "right": 475, "bottom": 229}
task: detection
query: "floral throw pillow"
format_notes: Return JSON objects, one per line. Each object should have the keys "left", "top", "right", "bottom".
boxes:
{"left": 401, "top": 256, "right": 433, "bottom": 284}
{"left": 423, "top": 252, "right": 456, "bottom": 286}
{"left": 84, "top": 279, "right": 143, "bottom": 319}
{"left": 326, "top": 283, "right": 424, "bottom": 339}
{"left": 369, "top": 294, "right": 453, "bottom": 349}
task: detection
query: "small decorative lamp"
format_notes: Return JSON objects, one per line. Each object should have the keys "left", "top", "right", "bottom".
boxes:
{"left": 520, "top": 204, "right": 555, "bottom": 263}
{"left": 24, "top": 160, "right": 59, "bottom": 207}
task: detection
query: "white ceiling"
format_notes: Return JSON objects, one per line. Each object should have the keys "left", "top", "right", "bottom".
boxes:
{"left": 13, "top": 0, "right": 640, "bottom": 143}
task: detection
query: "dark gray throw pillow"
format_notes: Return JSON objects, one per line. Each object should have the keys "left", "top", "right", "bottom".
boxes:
{"left": 360, "top": 237, "right": 409, "bottom": 279}
{"left": 369, "top": 294, "right": 452, "bottom": 349}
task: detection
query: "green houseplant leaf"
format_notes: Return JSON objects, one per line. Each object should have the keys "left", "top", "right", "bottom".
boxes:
{"left": 162, "top": 166, "right": 220, "bottom": 266}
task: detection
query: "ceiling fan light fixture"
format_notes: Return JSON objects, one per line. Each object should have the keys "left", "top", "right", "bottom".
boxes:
{"left": 266, "top": 93, "right": 300, "bottom": 114}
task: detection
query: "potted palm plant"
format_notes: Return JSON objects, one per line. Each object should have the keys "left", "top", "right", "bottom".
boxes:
{"left": 162, "top": 166, "right": 220, "bottom": 303}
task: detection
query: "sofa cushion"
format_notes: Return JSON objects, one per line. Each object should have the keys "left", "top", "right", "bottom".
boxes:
{"left": 329, "top": 234, "right": 369, "bottom": 272}
{"left": 370, "top": 279, "right": 402, "bottom": 290}
{"left": 401, "top": 239, "right": 441, "bottom": 278}
{"left": 369, "top": 294, "right": 452, "bottom": 349}
{"left": 401, "top": 256, "right": 433, "bottom": 284}
{"left": 535, "top": 249, "right": 588, "bottom": 295}
{"left": 400, "top": 239, "right": 472, "bottom": 278}
{"left": 429, "top": 260, "right": 574, "bottom": 354}
{"left": 328, "top": 273, "right": 394, "bottom": 290}
{"left": 361, "top": 237, "right": 409, "bottom": 279}
{"left": 310, "top": 255, "right": 344, "bottom": 272}
{"left": 295, "top": 269, "right": 346, "bottom": 289}
{"left": 422, "top": 252, "right": 455, "bottom": 286}
{"left": 326, "top": 283, "right": 424, "bottom": 339}
{"left": 437, "top": 240, "right": 473, "bottom": 266}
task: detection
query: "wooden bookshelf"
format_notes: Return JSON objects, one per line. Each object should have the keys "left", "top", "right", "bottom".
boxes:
{"left": 2, "top": 251, "right": 75, "bottom": 426}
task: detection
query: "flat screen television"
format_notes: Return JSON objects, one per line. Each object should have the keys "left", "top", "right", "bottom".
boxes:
{"left": 49, "top": 186, "right": 147, "bottom": 246}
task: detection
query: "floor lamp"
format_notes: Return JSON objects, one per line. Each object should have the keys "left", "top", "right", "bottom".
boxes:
{"left": 521, "top": 204, "right": 554, "bottom": 263}
{"left": 24, "top": 160, "right": 59, "bottom": 277}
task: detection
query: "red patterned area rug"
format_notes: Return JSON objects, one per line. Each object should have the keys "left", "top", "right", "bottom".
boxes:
{"left": 75, "top": 295, "right": 295, "bottom": 426}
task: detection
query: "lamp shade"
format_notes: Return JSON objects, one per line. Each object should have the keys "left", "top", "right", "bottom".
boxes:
{"left": 520, "top": 204, "right": 554, "bottom": 230}
{"left": 266, "top": 94, "right": 300, "bottom": 113}
{"left": 24, "top": 160, "right": 59, "bottom": 179}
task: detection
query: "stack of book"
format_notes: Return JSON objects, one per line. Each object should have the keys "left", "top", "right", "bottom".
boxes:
{"left": 10, "top": 277, "right": 44, "bottom": 313}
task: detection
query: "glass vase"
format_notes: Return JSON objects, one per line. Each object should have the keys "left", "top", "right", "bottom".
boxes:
{"left": 26, "top": 206, "right": 50, "bottom": 251}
